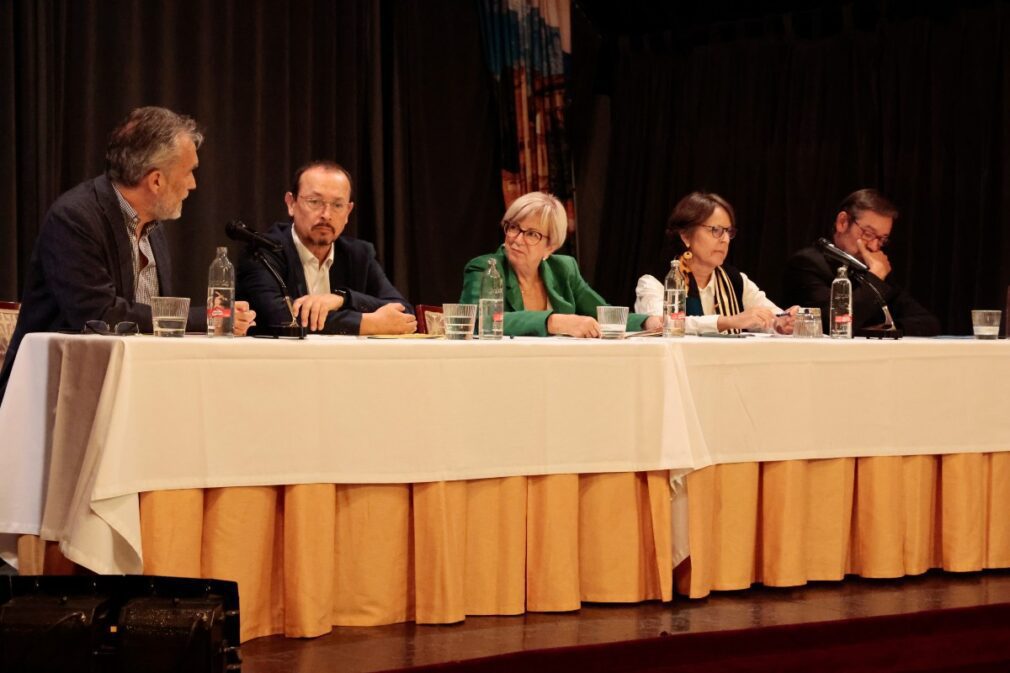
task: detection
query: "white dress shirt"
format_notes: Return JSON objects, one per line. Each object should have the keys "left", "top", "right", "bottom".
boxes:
{"left": 634, "top": 272, "right": 782, "bottom": 334}
{"left": 292, "top": 227, "right": 335, "bottom": 295}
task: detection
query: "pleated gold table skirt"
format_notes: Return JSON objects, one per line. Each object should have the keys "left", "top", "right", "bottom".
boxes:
{"left": 677, "top": 453, "right": 1010, "bottom": 597}
{"left": 19, "top": 453, "right": 1010, "bottom": 643}
{"left": 138, "top": 472, "right": 674, "bottom": 642}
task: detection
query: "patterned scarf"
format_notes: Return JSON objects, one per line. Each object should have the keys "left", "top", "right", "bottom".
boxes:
{"left": 678, "top": 253, "right": 743, "bottom": 334}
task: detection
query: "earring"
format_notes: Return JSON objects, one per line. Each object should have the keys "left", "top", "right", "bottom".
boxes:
{"left": 683, "top": 250, "right": 693, "bottom": 261}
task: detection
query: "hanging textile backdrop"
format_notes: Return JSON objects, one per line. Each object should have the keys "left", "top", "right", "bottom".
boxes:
{"left": 479, "top": 0, "right": 576, "bottom": 234}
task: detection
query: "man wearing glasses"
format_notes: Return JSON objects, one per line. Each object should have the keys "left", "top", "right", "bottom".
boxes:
{"left": 782, "top": 188, "right": 940, "bottom": 336}
{"left": 237, "top": 161, "right": 415, "bottom": 335}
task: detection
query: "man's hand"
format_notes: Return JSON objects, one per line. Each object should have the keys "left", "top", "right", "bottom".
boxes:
{"left": 233, "top": 301, "right": 256, "bottom": 336}
{"left": 292, "top": 293, "right": 345, "bottom": 332}
{"left": 547, "top": 313, "right": 601, "bottom": 338}
{"left": 856, "top": 239, "right": 891, "bottom": 280}
{"left": 359, "top": 302, "right": 417, "bottom": 335}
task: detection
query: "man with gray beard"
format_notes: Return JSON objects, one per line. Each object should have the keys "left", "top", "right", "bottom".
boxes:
{"left": 0, "top": 106, "right": 255, "bottom": 402}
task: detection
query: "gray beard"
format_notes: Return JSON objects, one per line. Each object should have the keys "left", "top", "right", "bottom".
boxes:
{"left": 151, "top": 197, "right": 183, "bottom": 221}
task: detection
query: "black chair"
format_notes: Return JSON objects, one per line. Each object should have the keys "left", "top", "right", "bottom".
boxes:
{"left": 0, "top": 301, "right": 19, "bottom": 361}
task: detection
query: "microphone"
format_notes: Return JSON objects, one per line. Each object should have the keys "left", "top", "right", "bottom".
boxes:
{"left": 225, "top": 220, "right": 282, "bottom": 253}
{"left": 229, "top": 221, "right": 304, "bottom": 339}
{"left": 815, "top": 238, "right": 900, "bottom": 337}
{"left": 816, "top": 237, "right": 869, "bottom": 274}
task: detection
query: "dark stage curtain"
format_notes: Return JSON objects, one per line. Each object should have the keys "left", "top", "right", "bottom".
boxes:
{"left": 591, "top": 3, "right": 1010, "bottom": 334}
{"left": 0, "top": 0, "right": 504, "bottom": 307}
{"left": 6, "top": 1, "right": 1010, "bottom": 332}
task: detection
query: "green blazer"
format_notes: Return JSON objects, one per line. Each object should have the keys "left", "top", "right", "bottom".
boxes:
{"left": 459, "top": 246, "right": 648, "bottom": 336}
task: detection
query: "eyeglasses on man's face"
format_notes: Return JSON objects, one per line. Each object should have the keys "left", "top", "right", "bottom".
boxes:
{"left": 697, "top": 224, "right": 737, "bottom": 241}
{"left": 503, "top": 221, "right": 546, "bottom": 245}
{"left": 82, "top": 320, "right": 139, "bottom": 336}
{"left": 851, "top": 219, "right": 890, "bottom": 248}
{"left": 298, "top": 195, "right": 349, "bottom": 213}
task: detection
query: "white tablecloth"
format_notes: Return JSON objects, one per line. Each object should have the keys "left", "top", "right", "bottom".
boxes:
{"left": 0, "top": 333, "right": 691, "bottom": 572}
{"left": 2, "top": 332, "right": 1009, "bottom": 574}
{"left": 672, "top": 336, "right": 1010, "bottom": 462}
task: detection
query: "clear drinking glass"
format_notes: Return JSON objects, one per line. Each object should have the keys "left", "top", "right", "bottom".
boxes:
{"left": 151, "top": 297, "right": 190, "bottom": 337}
{"left": 442, "top": 303, "right": 477, "bottom": 340}
{"left": 971, "top": 310, "right": 1001, "bottom": 340}
{"left": 793, "top": 307, "right": 823, "bottom": 338}
{"left": 596, "top": 306, "right": 629, "bottom": 339}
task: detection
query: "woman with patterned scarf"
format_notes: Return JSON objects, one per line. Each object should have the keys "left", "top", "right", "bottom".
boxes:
{"left": 635, "top": 192, "right": 798, "bottom": 335}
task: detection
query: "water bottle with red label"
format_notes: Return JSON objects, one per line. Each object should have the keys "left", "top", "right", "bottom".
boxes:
{"left": 207, "top": 247, "right": 235, "bottom": 337}
{"left": 829, "top": 266, "right": 852, "bottom": 339}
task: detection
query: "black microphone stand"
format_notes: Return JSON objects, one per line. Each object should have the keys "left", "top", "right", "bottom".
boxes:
{"left": 250, "top": 249, "right": 306, "bottom": 339}
{"left": 816, "top": 239, "right": 902, "bottom": 339}
{"left": 847, "top": 266, "right": 902, "bottom": 339}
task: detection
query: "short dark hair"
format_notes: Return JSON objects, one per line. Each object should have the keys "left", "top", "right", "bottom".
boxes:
{"left": 105, "top": 107, "right": 203, "bottom": 186}
{"left": 290, "top": 161, "right": 353, "bottom": 199}
{"left": 837, "top": 188, "right": 899, "bottom": 224}
{"left": 664, "top": 191, "right": 736, "bottom": 253}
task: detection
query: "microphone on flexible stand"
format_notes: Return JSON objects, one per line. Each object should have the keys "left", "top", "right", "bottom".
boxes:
{"left": 816, "top": 238, "right": 901, "bottom": 339}
{"left": 224, "top": 221, "right": 304, "bottom": 339}
{"left": 225, "top": 219, "right": 284, "bottom": 253}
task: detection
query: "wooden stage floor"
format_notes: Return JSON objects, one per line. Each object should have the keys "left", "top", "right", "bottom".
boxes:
{"left": 241, "top": 569, "right": 1010, "bottom": 672}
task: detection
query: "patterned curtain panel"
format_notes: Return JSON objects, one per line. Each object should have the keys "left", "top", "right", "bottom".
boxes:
{"left": 479, "top": 0, "right": 575, "bottom": 233}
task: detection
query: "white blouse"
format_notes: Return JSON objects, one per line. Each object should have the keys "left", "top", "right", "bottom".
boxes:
{"left": 634, "top": 272, "right": 782, "bottom": 334}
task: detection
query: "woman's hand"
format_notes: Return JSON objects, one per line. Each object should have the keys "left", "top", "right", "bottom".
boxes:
{"left": 773, "top": 305, "right": 800, "bottom": 335}
{"left": 718, "top": 307, "right": 775, "bottom": 332}
{"left": 547, "top": 313, "right": 601, "bottom": 338}
{"left": 643, "top": 315, "right": 664, "bottom": 332}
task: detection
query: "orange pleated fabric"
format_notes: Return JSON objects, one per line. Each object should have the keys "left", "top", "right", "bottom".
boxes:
{"left": 139, "top": 471, "right": 672, "bottom": 642}
{"left": 679, "top": 454, "right": 1010, "bottom": 598}
{"left": 37, "top": 455, "right": 1010, "bottom": 642}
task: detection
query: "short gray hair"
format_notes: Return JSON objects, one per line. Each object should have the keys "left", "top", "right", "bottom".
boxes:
{"left": 501, "top": 191, "right": 568, "bottom": 248}
{"left": 105, "top": 107, "right": 204, "bottom": 186}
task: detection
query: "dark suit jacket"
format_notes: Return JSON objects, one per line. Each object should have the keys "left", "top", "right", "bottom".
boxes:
{"left": 0, "top": 174, "right": 204, "bottom": 402}
{"left": 236, "top": 222, "right": 410, "bottom": 335}
{"left": 459, "top": 245, "right": 649, "bottom": 336}
{"left": 782, "top": 245, "right": 941, "bottom": 336}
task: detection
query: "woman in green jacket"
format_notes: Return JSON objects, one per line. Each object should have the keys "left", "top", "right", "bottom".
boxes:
{"left": 460, "top": 191, "right": 661, "bottom": 337}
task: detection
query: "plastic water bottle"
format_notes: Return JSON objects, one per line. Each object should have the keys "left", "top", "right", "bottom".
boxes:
{"left": 207, "top": 246, "right": 235, "bottom": 337}
{"left": 829, "top": 266, "right": 852, "bottom": 339}
{"left": 478, "top": 258, "right": 504, "bottom": 340}
{"left": 663, "top": 259, "right": 687, "bottom": 337}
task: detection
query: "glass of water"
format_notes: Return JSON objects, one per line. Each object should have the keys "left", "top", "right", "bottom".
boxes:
{"left": 442, "top": 303, "right": 477, "bottom": 340}
{"left": 151, "top": 296, "right": 190, "bottom": 337}
{"left": 793, "top": 307, "right": 823, "bottom": 338}
{"left": 596, "top": 306, "right": 629, "bottom": 339}
{"left": 971, "top": 310, "right": 1001, "bottom": 339}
